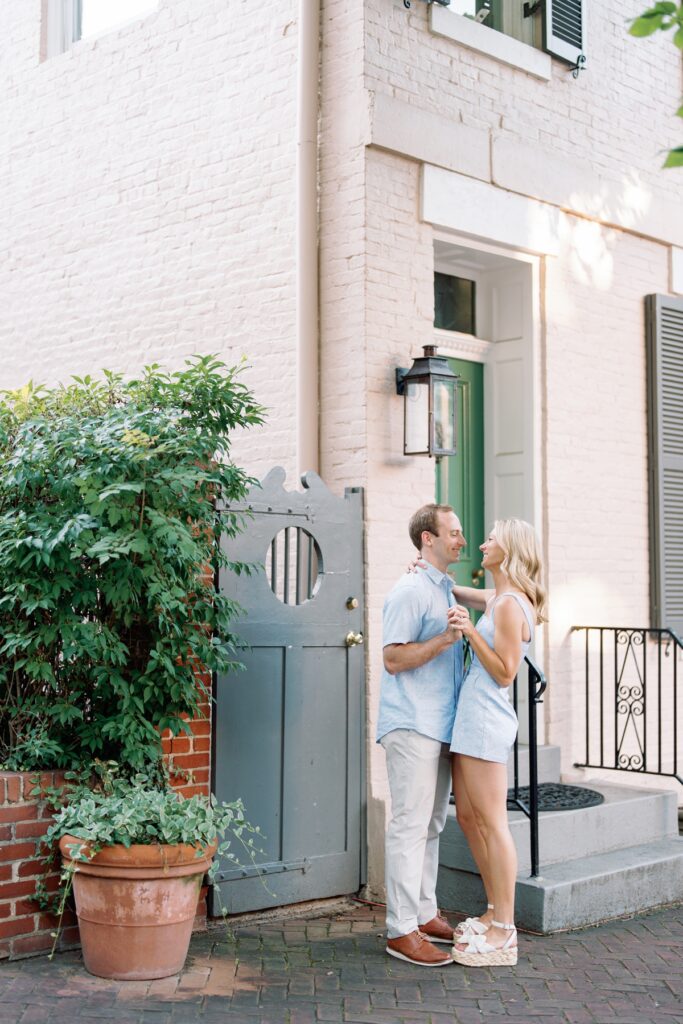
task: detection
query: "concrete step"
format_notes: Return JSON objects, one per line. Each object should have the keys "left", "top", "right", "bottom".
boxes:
{"left": 437, "top": 836, "right": 683, "bottom": 933}
{"left": 507, "top": 743, "right": 561, "bottom": 787}
{"left": 441, "top": 780, "right": 678, "bottom": 876}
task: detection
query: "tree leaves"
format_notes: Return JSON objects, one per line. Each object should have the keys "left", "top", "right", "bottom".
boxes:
{"left": 663, "top": 145, "right": 683, "bottom": 166}
{"left": 629, "top": 2, "right": 683, "bottom": 167}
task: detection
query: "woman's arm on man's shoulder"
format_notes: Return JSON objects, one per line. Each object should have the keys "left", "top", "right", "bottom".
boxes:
{"left": 452, "top": 584, "right": 493, "bottom": 612}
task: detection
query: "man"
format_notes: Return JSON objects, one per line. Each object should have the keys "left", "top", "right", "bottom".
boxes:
{"left": 377, "top": 503, "right": 465, "bottom": 967}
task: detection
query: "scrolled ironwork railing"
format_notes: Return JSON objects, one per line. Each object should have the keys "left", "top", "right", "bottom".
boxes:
{"left": 572, "top": 627, "right": 683, "bottom": 787}
{"left": 510, "top": 655, "right": 547, "bottom": 878}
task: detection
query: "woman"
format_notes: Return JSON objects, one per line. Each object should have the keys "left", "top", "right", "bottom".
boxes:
{"left": 447, "top": 519, "right": 545, "bottom": 967}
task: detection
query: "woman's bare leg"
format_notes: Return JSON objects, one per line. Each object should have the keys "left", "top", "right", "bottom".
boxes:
{"left": 455, "top": 754, "right": 517, "bottom": 949}
{"left": 452, "top": 755, "right": 494, "bottom": 925}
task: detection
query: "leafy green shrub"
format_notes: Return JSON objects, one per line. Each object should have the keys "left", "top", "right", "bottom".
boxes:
{"left": 0, "top": 356, "right": 263, "bottom": 772}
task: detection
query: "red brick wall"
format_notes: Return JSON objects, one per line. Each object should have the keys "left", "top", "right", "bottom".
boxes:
{"left": 0, "top": 684, "right": 213, "bottom": 961}
{"left": 162, "top": 675, "right": 213, "bottom": 922}
{"left": 162, "top": 673, "right": 212, "bottom": 799}
{"left": 0, "top": 771, "right": 80, "bottom": 960}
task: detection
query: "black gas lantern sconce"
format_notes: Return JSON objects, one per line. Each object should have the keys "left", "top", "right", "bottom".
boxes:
{"left": 395, "top": 345, "right": 459, "bottom": 458}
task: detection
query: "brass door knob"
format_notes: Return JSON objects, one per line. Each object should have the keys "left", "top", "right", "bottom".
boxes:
{"left": 345, "top": 631, "right": 364, "bottom": 647}
{"left": 472, "top": 568, "right": 485, "bottom": 586}
{"left": 346, "top": 597, "right": 359, "bottom": 610}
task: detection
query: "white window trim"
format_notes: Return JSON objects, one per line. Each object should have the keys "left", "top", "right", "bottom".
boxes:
{"left": 429, "top": 5, "right": 551, "bottom": 82}
{"left": 671, "top": 248, "right": 683, "bottom": 295}
{"left": 43, "top": 0, "right": 81, "bottom": 59}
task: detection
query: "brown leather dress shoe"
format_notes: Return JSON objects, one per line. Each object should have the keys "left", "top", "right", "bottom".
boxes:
{"left": 386, "top": 930, "right": 452, "bottom": 966}
{"left": 418, "top": 910, "right": 455, "bottom": 944}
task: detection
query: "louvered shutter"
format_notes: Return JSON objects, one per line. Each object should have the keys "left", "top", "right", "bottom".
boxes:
{"left": 647, "top": 295, "right": 683, "bottom": 634}
{"left": 542, "top": 0, "right": 584, "bottom": 66}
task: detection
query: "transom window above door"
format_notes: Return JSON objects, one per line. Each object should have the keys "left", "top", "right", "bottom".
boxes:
{"left": 434, "top": 273, "right": 476, "bottom": 336}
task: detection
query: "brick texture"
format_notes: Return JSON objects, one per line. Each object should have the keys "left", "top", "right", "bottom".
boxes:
{"left": 0, "top": 771, "right": 73, "bottom": 962}
{"left": 0, "top": 0, "right": 300, "bottom": 485}
{"left": 162, "top": 688, "right": 212, "bottom": 800}
{"left": 1, "top": 664, "right": 212, "bottom": 962}
{"left": 1, "top": 902, "right": 682, "bottom": 1022}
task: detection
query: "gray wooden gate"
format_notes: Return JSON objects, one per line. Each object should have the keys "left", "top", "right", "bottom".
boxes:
{"left": 212, "top": 468, "right": 366, "bottom": 914}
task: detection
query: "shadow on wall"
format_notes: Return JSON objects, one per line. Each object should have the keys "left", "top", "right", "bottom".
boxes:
{"left": 363, "top": 794, "right": 387, "bottom": 904}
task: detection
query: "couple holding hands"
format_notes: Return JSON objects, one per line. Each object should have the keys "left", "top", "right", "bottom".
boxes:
{"left": 377, "top": 503, "right": 545, "bottom": 968}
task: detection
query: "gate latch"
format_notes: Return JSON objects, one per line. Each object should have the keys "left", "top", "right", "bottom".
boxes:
{"left": 345, "top": 631, "right": 364, "bottom": 647}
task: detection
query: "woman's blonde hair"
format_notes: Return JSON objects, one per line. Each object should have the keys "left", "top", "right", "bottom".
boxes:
{"left": 493, "top": 518, "right": 547, "bottom": 624}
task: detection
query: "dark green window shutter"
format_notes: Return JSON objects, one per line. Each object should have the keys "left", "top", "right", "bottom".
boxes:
{"left": 647, "top": 294, "right": 683, "bottom": 633}
{"left": 542, "top": 0, "right": 584, "bottom": 65}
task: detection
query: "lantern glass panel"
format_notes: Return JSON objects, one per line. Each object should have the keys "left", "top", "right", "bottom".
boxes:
{"left": 404, "top": 380, "right": 429, "bottom": 454}
{"left": 433, "top": 377, "right": 456, "bottom": 454}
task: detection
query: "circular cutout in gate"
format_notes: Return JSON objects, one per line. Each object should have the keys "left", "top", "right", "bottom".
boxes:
{"left": 265, "top": 527, "right": 323, "bottom": 605}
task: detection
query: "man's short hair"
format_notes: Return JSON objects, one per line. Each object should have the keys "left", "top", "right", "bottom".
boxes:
{"left": 408, "top": 504, "right": 454, "bottom": 551}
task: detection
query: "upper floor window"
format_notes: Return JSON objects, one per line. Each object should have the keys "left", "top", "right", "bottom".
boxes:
{"left": 450, "top": 1, "right": 540, "bottom": 49}
{"left": 45, "top": 0, "right": 158, "bottom": 58}
{"left": 446, "top": 0, "right": 584, "bottom": 69}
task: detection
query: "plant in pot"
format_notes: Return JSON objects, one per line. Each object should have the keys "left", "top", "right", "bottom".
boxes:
{"left": 43, "top": 764, "right": 258, "bottom": 980}
{"left": 0, "top": 356, "right": 264, "bottom": 977}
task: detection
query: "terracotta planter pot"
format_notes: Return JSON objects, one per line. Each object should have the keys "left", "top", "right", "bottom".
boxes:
{"left": 59, "top": 834, "right": 217, "bottom": 980}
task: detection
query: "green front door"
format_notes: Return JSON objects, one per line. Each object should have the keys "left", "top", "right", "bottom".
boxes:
{"left": 436, "top": 358, "right": 485, "bottom": 589}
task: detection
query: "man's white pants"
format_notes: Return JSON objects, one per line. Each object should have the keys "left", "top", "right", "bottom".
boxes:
{"left": 381, "top": 728, "right": 452, "bottom": 939}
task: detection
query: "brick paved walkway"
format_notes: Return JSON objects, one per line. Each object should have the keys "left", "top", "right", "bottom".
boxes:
{"left": 1, "top": 901, "right": 682, "bottom": 1024}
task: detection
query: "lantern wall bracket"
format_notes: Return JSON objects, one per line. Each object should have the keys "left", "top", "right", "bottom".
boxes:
{"left": 395, "top": 367, "right": 409, "bottom": 396}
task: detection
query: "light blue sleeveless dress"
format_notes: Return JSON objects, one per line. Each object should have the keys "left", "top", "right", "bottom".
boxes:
{"left": 450, "top": 592, "right": 535, "bottom": 764}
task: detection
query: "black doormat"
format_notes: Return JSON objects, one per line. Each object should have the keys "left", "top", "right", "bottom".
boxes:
{"left": 506, "top": 782, "right": 605, "bottom": 812}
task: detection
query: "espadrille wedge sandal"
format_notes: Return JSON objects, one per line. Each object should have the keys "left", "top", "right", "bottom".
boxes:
{"left": 451, "top": 920, "right": 517, "bottom": 967}
{"left": 454, "top": 904, "right": 494, "bottom": 938}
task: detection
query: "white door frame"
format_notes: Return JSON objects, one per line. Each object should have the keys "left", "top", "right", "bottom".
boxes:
{"left": 431, "top": 230, "right": 545, "bottom": 741}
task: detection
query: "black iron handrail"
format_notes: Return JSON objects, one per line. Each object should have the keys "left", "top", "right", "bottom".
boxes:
{"left": 510, "top": 655, "right": 547, "bottom": 877}
{"left": 572, "top": 626, "right": 683, "bottom": 787}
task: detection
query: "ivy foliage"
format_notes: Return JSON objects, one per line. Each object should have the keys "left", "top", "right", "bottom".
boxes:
{"left": 36, "top": 763, "right": 264, "bottom": 952}
{"left": 42, "top": 763, "right": 260, "bottom": 874}
{"left": 629, "top": 2, "right": 683, "bottom": 167}
{"left": 0, "top": 356, "right": 264, "bottom": 772}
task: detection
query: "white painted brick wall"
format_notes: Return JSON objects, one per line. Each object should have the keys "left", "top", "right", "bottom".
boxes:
{"left": 364, "top": 0, "right": 682, "bottom": 210}
{"left": 0, "top": 0, "right": 299, "bottom": 482}
{"left": 543, "top": 225, "right": 668, "bottom": 767}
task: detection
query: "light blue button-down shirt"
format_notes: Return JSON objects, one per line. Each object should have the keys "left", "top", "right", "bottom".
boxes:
{"left": 376, "top": 563, "right": 464, "bottom": 745}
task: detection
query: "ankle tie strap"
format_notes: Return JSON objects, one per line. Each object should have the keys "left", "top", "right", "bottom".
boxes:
{"left": 491, "top": 920, "right": 515, "bottom": 930}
